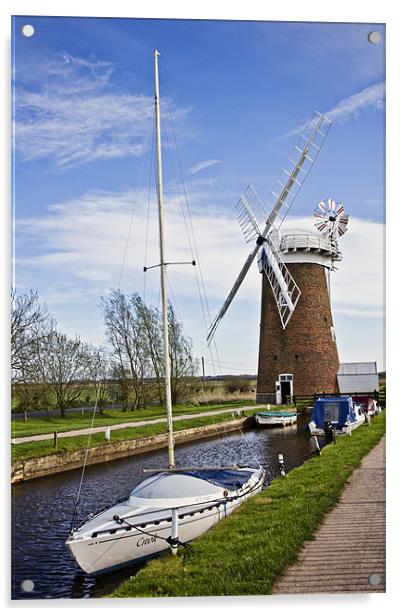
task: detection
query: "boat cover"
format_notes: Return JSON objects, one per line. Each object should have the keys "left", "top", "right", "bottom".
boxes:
{"left": 130, "top": 468, "right": 255, "bottom": 501}
{"left": 184, "top": 469, "right": 254, "bottom": 490}
{"left": 312, "top": 396, "right": 355, "bottom": 429}
{"left": 255, "top": 411, "right": 296, "bottom": 417}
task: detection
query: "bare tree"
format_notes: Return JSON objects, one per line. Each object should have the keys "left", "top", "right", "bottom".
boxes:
{"left": 11, "top": 288, "right": 51, "bottom": 373}
{"left": 101, "top": 290, "right": 146, "bottom": 410}
{"left": 86, "top": 345, "right": 111, "bottom": 414}
{"left": 37, "top": 331, "right": 89, "bottom": 417}
{"left": 101, "top": 290, "right": 197, "bottom": 409}
{"left": 111, "top": 360, "right": 130, "bottom": 412}
{"left": 11, "top": 288, "right": 55, "bottom": 420}
{"left": 167, "top": 302, "right": 198, "bottom": 405}
{"left": 132, "top": 295, "right": 164, "bottom": 406}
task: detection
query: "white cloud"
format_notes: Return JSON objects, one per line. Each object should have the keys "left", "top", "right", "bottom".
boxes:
{"left": 13, "top": 52, "right": 189, "bottom": 168}
{"left": 188, "top": 159, "right": 220, "bottom": 174}
{"left": 279, "top": 81, "right": 385, "bottom": 140}
{"left": 16, "top": 190, "right": 383, "bottom": 315}
{"left": 279, "top": 215, "right": 384, "bottom": 319}
{"left": 325, "top": 82, "right": 385, "bottom": 123}
{"left": 14, "top": 189, "right": 384, "bottom": 371}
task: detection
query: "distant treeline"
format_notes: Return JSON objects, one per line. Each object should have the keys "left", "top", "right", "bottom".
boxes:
{"left": 11, "top": 288, "right": 198, "bottom": 421}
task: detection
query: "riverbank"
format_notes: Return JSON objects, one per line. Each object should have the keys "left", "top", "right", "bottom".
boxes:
{"left": 11, "top": 415, "right": 254, "bottom": 483}
{"left": 110, "top": 411, "right": 385, "bottom": 598}
{"left": 12, "top": 405, "right": 263, "bottom": 444}
{"left": 273, "top": 435, "right": 385, "bottom": 593}
{"left": 11, "top": 400, "right": 257, "bottom": 438}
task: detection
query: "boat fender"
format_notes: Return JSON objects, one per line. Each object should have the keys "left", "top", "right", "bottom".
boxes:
{"left": 277, "top": 453, "right": 286, "bottom": 477}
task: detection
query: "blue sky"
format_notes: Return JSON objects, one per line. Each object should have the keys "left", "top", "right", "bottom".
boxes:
{"left": 12, "top": 16, "right": 385, "bottom": 373}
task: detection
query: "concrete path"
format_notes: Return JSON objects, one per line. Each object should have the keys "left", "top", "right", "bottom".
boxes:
{"left": 11, "top": 405, "right": 265, "bottom": 444}
{"left": 273, "top": 436, "right": 386, "bottom": 594}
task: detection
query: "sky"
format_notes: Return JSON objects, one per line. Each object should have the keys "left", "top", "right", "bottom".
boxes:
{"left": 11, "top": 16, "right": 385, "bottom": 374}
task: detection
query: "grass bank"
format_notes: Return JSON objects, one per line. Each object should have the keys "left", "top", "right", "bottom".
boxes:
{"left": 11, "top": 401, "right": 256, "bottom": 438}
{"left": 110, "top": 411, "right": 385, "bottom": 598}
{"left": 11, "top": 410, "right": 256, "bottom": 462}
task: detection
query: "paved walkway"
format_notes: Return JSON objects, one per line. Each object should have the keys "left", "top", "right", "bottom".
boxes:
{"left": 273, "top": 436, "right": 386, "bottom": 594}
{"left": 11, "top": 405, "right": 264, "bottom": 444}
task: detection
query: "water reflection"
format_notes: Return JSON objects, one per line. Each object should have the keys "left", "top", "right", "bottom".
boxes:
{"left": 12, "top": 420, "right": 321, "bottom": 599}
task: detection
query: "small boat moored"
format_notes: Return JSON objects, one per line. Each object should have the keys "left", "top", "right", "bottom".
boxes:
{"left": 308, "top": 396, "right": 365, "bottom": 437}
{"left": 66, "top": 467, "right": 265, "bottom": 575}
{"left": 254, "top": 410, "right": 297, "bottom": 427}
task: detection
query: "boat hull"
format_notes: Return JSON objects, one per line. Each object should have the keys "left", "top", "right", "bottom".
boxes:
{"left": 67, "top": 469, "right": 265, "bottom": 575}
{"left": 254, "top": 413, "right": 297, "bottom": 427}
{"left": 308, "top": 414, "right": 365, "bottom": 437}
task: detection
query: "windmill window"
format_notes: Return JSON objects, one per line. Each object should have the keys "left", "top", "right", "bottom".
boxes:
{"left": 273, "top": 355, "right": 277, "bottom": 360}
{"left": 295, "top": 354, "right": 299, "bottom": 359}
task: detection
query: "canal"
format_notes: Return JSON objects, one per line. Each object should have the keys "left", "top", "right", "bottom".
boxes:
{"left": 11, "top": 419, "right": 321, "bottom": 600}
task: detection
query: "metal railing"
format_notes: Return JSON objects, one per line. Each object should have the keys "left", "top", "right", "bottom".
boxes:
{"left": 280, "top": 233, "right": 338, "bottom": 255}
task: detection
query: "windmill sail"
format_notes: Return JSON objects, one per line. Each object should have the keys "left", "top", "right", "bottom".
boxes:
{"left": 237, "top": 186, "right": 301, "bottom": 328}
{"left": 258, "top": 235, "right": 301, "bottom": 329}
{"left": 207, "top": 111, "right": 332, "bottom": 345}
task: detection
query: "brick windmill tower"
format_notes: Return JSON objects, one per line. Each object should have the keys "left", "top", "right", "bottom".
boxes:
{"left": 207, "top": 113, "right": 348, "bottom": 404}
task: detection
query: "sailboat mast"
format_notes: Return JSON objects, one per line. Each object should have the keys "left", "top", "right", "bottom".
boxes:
{"left": 154, "top": 49, "right": 175, "bottom": 469}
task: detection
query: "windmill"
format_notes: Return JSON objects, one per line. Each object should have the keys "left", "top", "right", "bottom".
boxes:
{"left": 208, "top": 112, "right": 346, "bottom": 403}
{"left": 314, "top": 198, "right": 349, "bottom": 240}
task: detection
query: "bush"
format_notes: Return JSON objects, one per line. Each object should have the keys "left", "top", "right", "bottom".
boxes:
{"left": 224, "top": 377, "right": 251, "bottom": 394}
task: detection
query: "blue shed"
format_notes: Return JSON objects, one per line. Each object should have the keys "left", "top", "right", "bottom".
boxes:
{"left": 312, "top": 396, "right": 356, "bottom": 429}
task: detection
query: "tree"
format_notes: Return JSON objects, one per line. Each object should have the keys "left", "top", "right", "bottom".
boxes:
{"left": 101, "top": 290, "right": 197, "bottom": 408}
{"left": 11, "top": 288, "right": 55, "bottom": 420}
{"left": 132, "top": 295, "right": 164, "bottom": 406}
{"left": 111, "top": 360, "right": 130, "bottom": 411}
{"left": 101, "top": 290, "right": 148, "bottom": 410}
{"left": 167, "top": 302, "right": 198, "bottom": 405}
{"left": 11, "top": 288, "right": 51, "bottom": 372}
{"left": 86, "top": 345, "right": 111, "bottom": 414}
{"left": 37, "top": 331, "right": 89, "bottom": 417}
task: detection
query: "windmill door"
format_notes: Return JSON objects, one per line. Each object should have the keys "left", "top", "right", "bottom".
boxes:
{"left": 279, "top": 374, "right": 293, "bottom": 405}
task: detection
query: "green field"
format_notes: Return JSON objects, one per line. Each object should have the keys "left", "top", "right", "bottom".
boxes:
{"left": 110, "top": 411, "right": 385, "bottom": 598}
{"left": 11, "top": 409, "right": 258, "bottom": 462}
{"left": 11, "top": 379, "right": 258, "bottom": 414}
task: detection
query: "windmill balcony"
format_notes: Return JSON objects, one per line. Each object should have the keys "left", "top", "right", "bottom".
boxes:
{"left": 280, "top": 233, "right": 341, "bottom": 260}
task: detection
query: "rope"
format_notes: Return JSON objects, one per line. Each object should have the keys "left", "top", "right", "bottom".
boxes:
{"left": 158, "top": 60, "right": 260, "bottom": 464}
{"left": 118, "top": 109, "right": 154, "bottom": 290}
{"left": 69, "top": 381, "right": 102, "bottom": 532}
{"left": 160, "top": 68, "right": 222, "bottom": 377}
{"left": 143, "top": 122, "right": 156, "bottom": 302}
{"left": 113, "top": 514, "right": 194, "bottom": 556}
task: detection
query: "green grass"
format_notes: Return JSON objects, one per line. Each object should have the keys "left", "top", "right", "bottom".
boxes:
{"left": 109, "top": 411, "right": 385, "bottom": 598}
{"left": 11, "top": 410, "right": 257, "bottom": 462}
{"left": 11, "top": 401, "right": 257, "bottom": 438}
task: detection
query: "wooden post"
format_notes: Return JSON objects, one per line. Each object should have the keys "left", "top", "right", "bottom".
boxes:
{"left": 201, "top": 356, "right": 206, "bottom": 392}
{"left": 53, "top": 431, "right": 58, "bottom": 448}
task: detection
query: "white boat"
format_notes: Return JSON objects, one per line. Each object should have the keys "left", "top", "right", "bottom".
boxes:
{"left": 66, "top": 49, "right": 265, "bottom": 575}
{"left": 254, "top": 410, "right": 297, "bottom": 427}
{"left": 66, "top": 467, "right": 264, "bottom": 574}
{"left": 308, "top": 396, "right": 365, "bottom": 437}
